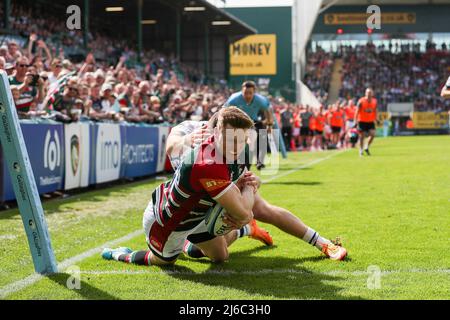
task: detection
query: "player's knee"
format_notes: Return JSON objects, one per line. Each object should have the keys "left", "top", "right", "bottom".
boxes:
{"left": 253, "top": 199, "right": 271, "bottom": 221}
{"left": 209, "top": 248, "right": 229, "bottom": 263}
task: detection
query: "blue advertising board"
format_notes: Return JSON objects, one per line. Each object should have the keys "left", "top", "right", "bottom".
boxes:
{"left": 1, "top": 121, "right": 65, "bottom": 201}
{"left": 1, "top": 121, "right": 168, "bottom": 201}
{"left": 122, "top": 125, "right": 159, "bottom": 178}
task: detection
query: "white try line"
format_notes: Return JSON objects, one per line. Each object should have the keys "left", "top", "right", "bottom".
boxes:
{"left": 0, "top": 150, "right": 345, "bottom": 299}
{"left": 77, "top": 268, "right": 450, "bottom": 276}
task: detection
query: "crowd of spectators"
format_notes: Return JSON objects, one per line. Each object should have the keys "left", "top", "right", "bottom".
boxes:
{"left": 305, "top": 42, "right": 450, "bottom": 113}
{"left": 2, "top": 1, "right": 450, "bottom": 129}
{"left": 339, "top": 42, "right": 450, "bottom": 112}
{"left": 0, "top": 2, "right": 231, "bottom": 125}
{"left": 303, "top": 46, "right": 334, "bottom": 105}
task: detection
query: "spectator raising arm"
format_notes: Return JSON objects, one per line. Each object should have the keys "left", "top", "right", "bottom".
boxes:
{"left": 36, "top": 40, "right": 52, "bottom": 65}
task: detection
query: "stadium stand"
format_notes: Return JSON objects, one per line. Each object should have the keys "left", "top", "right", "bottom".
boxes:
{"left": 0, "top": 1, "right": 236, "bottom": 125}
{"left": 305, "top": 42, "right": 450, "bottom": 113}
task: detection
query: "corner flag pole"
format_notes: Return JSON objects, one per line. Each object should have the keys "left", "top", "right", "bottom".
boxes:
{"left": 0, "top": 71, "right": 57, "bottom": 274}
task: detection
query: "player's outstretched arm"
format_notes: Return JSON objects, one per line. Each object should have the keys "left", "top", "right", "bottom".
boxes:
{"left": 215, "top": 184, "right": 255, "bottom": 228}
{"left": 166, "top": 127, "right": 189, "bottom": 157}
{"left": 166, "top": 124, "right": 210, "bottom": 162}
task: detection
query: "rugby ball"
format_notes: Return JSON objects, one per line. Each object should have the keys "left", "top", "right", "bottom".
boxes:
{"left": 204, "top": 203, "right": 234, "bottom": 236}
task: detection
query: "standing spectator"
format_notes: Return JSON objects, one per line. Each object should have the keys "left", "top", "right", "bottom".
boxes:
{"left": 292, "top": 106, "right": 301, "bottom": 150}
{"left": 9, "top": 57, "right": 44, "bottom": 115}
{"left": 7, "top": 40, "right": 21, "bottom": 63}
{"left": 300, "top": 106, "right": 313, "bottom": 150}
{"left": 280, "top": 104, "right": 293, "bottom": 151}
{"left": 329, "top": 104, "right": 345, "bottom": 148}
{"left": 354, "top": 88, "right": 378, "bottom": 156}
{"left": 47, "top": 58, "right": 63, "bottom": 86}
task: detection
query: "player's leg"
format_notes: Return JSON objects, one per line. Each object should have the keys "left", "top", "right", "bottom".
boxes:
{"left": 183, "top": 219, "right": 273, "bottom": 259}
{"left": 298, "top": 132, "right": 303, "bottom": 150}
{"left": 256, "top": 123, "right": 267, "bottom": 169}
{"left": 252, "top": 193, "right": 307, "bottom": 238}
{"left": 338, "top": 127, "right": 345, "bottom": 148}
{"left": 307, "top": 129, "right": 313, "bottom": 150}
{"left": 183, "top": 225, "right": 233, "bottom": 263}
{"left": 366, "top": 124, "right": 376, "bottom": 155}
{"left": 102, "top": 247, "right": 176, "bottom": 266}
{"left": 318, "top": 131, "right": 323, "bottom": 150}
{"left": 194, "top": 236, "right": 229, "bottom": 263}
{"left": 252, "top": 193, "right": 347, "bottom": 260}
{"left": 357, "top": 122, "right": 365, "bottom": 156}
{"left": 102, "top": 201, "right": 180, "bottom": 266}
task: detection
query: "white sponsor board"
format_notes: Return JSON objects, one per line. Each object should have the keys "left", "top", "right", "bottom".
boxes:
{"left": 157, "top": 126, "right": 169, "bottom": 173}
{"left": 64, "top": 123, "right": 90, "bottom": 190}
{"left": 96, "top": 123, "right": 121, "bottom": 184}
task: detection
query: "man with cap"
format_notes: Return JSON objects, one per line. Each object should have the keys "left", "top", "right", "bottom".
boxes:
{"left": 4, "top": 62, "right": 15, "bottom": 76}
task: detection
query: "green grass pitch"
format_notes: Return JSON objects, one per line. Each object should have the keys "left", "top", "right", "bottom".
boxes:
{"left": 0, "top": 135, "right": 449, "bottom": 299}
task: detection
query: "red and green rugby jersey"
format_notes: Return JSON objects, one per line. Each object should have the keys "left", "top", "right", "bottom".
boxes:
{"left": 151, "top": 135, "right": 246, "bottom": 232}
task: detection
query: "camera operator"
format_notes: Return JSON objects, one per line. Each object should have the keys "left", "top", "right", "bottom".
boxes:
{"left": 9, "top": 57, "right": 45, "bottom": 117}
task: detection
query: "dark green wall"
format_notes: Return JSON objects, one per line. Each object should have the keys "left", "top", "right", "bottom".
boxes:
{"left": 313, "top": 5, "right": 450, "bottom": 34}
{"left": 225, "top": 7, "right": 295, "bottom": 101}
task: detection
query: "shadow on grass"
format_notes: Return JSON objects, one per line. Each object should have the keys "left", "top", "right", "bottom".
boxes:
{"left": 46, "top": 273, "right": 119, "bottom": 300}
{"left": 262, "top": 166, "right": 313, "bottom": 172}
{"left": 264, "top": 181, "right": 322, "bottom": 186}
{"left": 168, "top": 246, "right": 364, "bottom": 300}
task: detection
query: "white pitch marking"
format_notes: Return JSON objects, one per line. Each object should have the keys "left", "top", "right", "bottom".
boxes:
{"left": 262, "top": 150, "right": 346, "bottom": 184}
{"left": 77, "top": 268, "right": 450, "bottom": 276}
{"left": 0, "top": 151, "right": 345, "bottom": 298}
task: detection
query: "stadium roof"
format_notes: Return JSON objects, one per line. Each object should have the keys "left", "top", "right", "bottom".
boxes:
{"left": 162, "top": 0, "right": 258, "bottom": 35}
{"left": 322, "top": 0, "right": 450, "bottom": 5}
{"left": 52, "top": 0, "right": 256, "bottom": 37}
{"left": 41, "top": 0, "right": 256, "bottom": 55}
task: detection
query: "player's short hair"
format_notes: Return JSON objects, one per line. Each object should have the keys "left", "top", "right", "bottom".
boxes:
{"left": 217, "top": 106, "right": 254, "bottom": 130}
{"left": 208, "top": 112, "right": 220, "bottom": 129}
{"left": 242, "top": 81, "right": 256, "bottom": 89}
